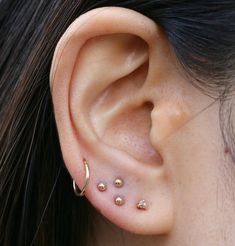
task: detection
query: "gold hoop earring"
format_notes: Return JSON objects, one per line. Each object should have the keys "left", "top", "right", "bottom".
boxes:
{"left": 73, "top": 158, "right": 90, "bottom": 197}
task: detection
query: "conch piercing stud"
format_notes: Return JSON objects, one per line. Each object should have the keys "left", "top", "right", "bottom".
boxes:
{"left": 137, "top": 199, "right": 147, "bottom": 210}
{"left": 114, "top": 178, "right": 124, "bottom": 188}
{"left": 114, "top": 196, "right": 125, "bottom": 206}
{"left": 73, "top": 158, "right": 90, "bottom": 197}
{"left": 97, "top": 182, "right": 107, "bottom": 192}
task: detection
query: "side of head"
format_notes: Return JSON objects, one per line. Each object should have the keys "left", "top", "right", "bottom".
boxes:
{"left": 1, "top": 1, "right": 235, "bottom": 245}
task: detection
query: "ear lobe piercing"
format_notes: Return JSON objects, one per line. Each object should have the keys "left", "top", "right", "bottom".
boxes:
{"left": 114, "top": 178, "right": 124, "bottom": 188}
{"left": 115, "top": 196, "right": 125, "bottom": 206}
{"left": 137, "top": 199, "right": 147, "bottom": 210}
{"left": 73, "top": 158, "right": 90, "bottom": 197}
{"left": 73, "top": 164, "right": 148, "bottom": 210}
{"left": 97, "top": 182, "right": 107, "bottom": 192}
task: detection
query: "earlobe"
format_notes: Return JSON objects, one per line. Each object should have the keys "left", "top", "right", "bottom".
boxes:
{"left": 50, "top": 7, "right": 176, "bottom": 235}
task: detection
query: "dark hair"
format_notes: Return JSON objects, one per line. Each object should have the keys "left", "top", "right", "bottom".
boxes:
{"left": 0, "top": 0, "right": 234, "bottom": 245}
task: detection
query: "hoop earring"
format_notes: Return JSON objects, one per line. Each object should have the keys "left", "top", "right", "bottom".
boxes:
{"left": 73, "top": 158, "right": 90, "bottom": 197}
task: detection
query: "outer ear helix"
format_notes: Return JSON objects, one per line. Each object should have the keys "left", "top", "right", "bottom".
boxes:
{"left": 73, "top": 158, "right": 90, "bottom": 197}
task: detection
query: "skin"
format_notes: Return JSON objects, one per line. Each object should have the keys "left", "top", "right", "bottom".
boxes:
{"left": 50, "top": 7, "right": 235, "bottom": 246}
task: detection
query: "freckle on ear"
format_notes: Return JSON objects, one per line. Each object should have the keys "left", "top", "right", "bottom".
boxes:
{"left": 224, "top": 147, "right": 230, "bottom": 154}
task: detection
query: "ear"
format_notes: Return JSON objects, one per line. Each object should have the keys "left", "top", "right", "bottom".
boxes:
{"left": 50, "top": 7, "right": 191, "bottom": 235}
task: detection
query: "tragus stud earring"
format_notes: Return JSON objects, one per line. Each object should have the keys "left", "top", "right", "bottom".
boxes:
{"left": 114, "top": 178, "right": 124, "bottom": 188}
{"left": 137, "top": 199, "right": 147, "bottom": 210}
{"left": 97, "top": 182, "right": 107, "bottom": 192}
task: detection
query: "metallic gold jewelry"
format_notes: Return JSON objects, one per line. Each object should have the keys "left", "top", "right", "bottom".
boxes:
{"left": 137, "top": 199, "right": 147, "bottom": 210}
{"left": 114, "top": 178, "right": 124, "bottom": 188}
{"left": 73, "top": 158, "right": 90, "bottom": 197}
{"left": 114, "top": 196, "right": 125, "bottom": 206}
{"left": 97, "top": 182, "right": 107, "bottom": 192}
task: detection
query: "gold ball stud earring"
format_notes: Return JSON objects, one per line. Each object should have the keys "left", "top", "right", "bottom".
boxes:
{"left": 114, "top": 178, "right": 124, "bottom": 188}
{"left": 97, "top": 182, "right": 107, "bottom": 192}
{"left": 137, "top": 199, "right": 147, "bottom": 210}
{"left": 114, "top": 196, "right": 125, "bottom": 206}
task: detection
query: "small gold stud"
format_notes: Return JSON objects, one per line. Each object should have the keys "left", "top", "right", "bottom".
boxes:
{"left": 137, "top": 200, "right": 147, "bottom": 210}
{"left": 97, "top": 182, "right": 107, "bottom": 192}
{"left": 114, "top": 196, "right": 125, "bottom": 206}
{"left": 114, "top": 178, "right": 124, "bottom": 188}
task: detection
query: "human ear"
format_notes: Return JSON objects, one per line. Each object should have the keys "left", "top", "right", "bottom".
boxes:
{"left": 50, "top": 7, "right": 191, "bottom": 235}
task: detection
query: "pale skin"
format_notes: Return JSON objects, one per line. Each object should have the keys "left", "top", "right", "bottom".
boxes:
{"left": 50, "top": 7, "right": 235, "bottom": 246}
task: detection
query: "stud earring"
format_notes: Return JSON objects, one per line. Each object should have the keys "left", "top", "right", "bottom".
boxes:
{"left": 136, "top": 199, "right": 147, "bottom": 210}
{"left": 73, "top": 158, "right": 90, "bottom": 197}
{"left": 114, "top": 178, "right": 124, "bottom": 188}
{"left": 114, "top": 196, "right": 125, "bottom": 206}
{"left": 97, "top": 182, "right": 107, "bottom": 192}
